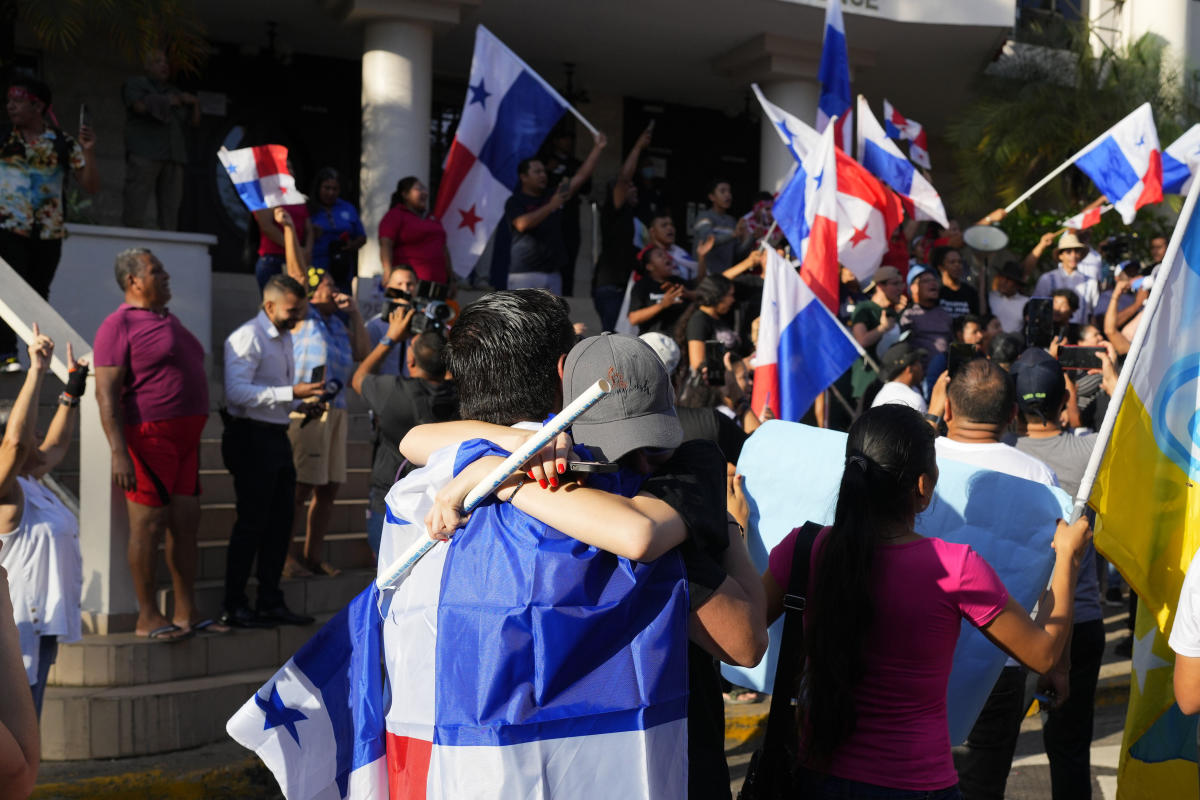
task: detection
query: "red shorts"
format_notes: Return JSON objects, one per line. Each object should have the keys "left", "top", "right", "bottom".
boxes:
{"left": 123, "top": 415, "right": 208, "bottom": 507}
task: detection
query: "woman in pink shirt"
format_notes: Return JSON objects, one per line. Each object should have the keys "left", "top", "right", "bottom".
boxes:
{"left": 378, "top": 176, "right": 451, "bottom": 285}
{"left": 764, "top": 404, "right": 1091, "bottom": 798}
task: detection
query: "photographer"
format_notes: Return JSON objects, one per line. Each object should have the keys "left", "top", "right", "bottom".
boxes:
{"left": 351, "top": 309, "right": 457, "bottom": 556}
{"left": 365, "top": 265, "right": 418, "bottom": 377}
{"left": 286, "top": 269, "right": 370, "bottom": 577}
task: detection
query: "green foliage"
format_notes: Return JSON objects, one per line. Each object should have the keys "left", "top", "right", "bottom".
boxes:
{"left": 997, "top": 205, "right": 1175, "bottom": 267}
{"left": 949, "top": 25, "right": 1198, "bottom": 219}
{"left": 3, "top": 0, "right": 208, "bottom": 74}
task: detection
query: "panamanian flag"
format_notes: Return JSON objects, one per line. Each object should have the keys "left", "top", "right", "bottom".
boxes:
{"left": 377, "top": 438, "right": 689, "bottom": 798}
{"left": 816, "top": 0, "right": 852, "bottom": 153}
{"left": 434, "top": 26, "right": 574, "bottom": 278}
{"left": 753, "top": 84, "right": 902, "bottom": 285}
{"left": 217, "top": 145, "right": 304, "bottom": 211}
{"left": 1060, "top": 203, "right": 1113, "bottom": 231}
{"left": 1073, "top": 103, "right": 1162, "bottom": 224}
{"left": 856, "top": 96, "right": 949, "bottom": 228}
{"left": 882, "top": 99, "right": 931, "bottom": 170}
{"left": 1162, "top": 124, "right": 1200, "bottom": 196}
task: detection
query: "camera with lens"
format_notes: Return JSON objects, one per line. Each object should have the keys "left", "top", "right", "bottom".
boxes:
{"left": 384, "top": 279, "right": 451, "bottom": 334}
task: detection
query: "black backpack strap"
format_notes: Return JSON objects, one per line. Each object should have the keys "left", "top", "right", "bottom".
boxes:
{"left": 759, "top": 521, "right": 822, "bottom": 778}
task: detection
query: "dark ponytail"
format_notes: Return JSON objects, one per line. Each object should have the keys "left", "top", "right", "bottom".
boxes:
{"left": 801, "top": 403, "right": 937, "bottom": 765}
{"left": 672, "top": 274, "right": 732, "bottom": 350}
{"left": 389, "top": 176, "right": 421, "bottom": 210}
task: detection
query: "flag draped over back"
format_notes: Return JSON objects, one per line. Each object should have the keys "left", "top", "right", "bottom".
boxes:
{"left": 882, "top": 99, "right": 931, "bottom": 170}
{"left": 433, "top": 26, "right": 573, "bottom": 278}
{"left": 856, "top": 96, "right": 948, "bottom": 227}
{"left": 1073, "top": 103, "right": 1162, "bottom": 225}
{"left": 751, "top": 249, "right": 860, "bottom": 422}
{"left": 755, "top": 85, "right": 902, "bottom": 284}
{"left": 816, "top": 0, "right": 852, "bottom": 153}
{"left": 1163, "top": 123, "right": 1200, "bottom": 196}
{"left": 218, "top": 145, "right": 303, "bottom": 211}
{"left": 1090, "top": 182, "right": 1200, "bottom": 796}
{"left": 379, "top": 439, "right": 689, "bottom": 798}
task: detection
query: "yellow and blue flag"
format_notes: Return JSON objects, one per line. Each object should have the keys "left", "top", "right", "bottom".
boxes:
{"left": 1090, "top": 182, "right": 1200, "bottom": 797}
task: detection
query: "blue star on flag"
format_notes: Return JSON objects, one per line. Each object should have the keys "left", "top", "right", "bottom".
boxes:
{"left": 814, "top": 168, "right": 825, "bottom": 190}
{"left": 469, "top": 79, "right": 491, "bottom": 109}
{"left": 226, "top": 164, "right": 238, "bottom": 174}
{"left": 1136, "top": 134, "right": 1145, "bottom": 147}
{"left": 255, "top": 684, "right": 307, "bottom": 746}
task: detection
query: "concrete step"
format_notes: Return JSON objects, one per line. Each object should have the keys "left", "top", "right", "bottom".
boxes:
{"left": 196, "top": 497, "right": 369, "bottom": 543}
{"left": 41, "top": 667, "right": 276, "bottom": 760}
{"left": 156, "top": 567, "right": 374, "bottom": 623}
{"left": 199, "top": 437, "right": 375, "bottom": 471}
{"left": 156, "top": 532, "right": 375, "bottom": 582}
{"left": 199, "top": 466, "right": 371, "bottom": 504}
{"left": 47, "top": 613, "right": 330, "bottom": 689}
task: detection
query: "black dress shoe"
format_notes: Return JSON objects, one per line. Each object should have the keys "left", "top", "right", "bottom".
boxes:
{"left": 219, "top": 606, "right": 275, "bottom": 629}
{"left": 257, "top": 604, "right": 315, "bottom": 626}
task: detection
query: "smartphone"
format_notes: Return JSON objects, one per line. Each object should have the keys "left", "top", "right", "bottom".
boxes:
{"left": 565, "top": 460, "right": 619, "bottom": 475}
{"left": 1057, "top": 345, "right": 1105, "bottom": 371}
{"left": 311, "top": 364, "right": 326, "bottom": 383}
{"left": 704, "top": 340, "right": 726, "bottom": 386}
{"left": 79, "top": 102, "right": 90, "bottom": 130}
{"left": 1024, "top": 298, "right": 1055, "bottom": 349}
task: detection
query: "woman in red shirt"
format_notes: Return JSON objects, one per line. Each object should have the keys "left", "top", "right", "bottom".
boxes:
{"left": 378, "top": 176, "right": 451, "bottom": 285}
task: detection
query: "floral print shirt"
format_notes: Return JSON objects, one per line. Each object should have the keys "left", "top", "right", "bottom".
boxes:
{"left": 0, "top": 128, "right": 85, "bottom": 239}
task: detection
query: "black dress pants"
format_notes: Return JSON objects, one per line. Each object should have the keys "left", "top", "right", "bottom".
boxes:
{"left": 0, "top": 230, "right": 63, "bottom": 355}
{"left": 221, "top": 416, "right": 295, "bottom": 612}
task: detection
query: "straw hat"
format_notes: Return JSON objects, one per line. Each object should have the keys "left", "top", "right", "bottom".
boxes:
{"left": 1054, "top": 231, "right": 1087, "bottom": 257}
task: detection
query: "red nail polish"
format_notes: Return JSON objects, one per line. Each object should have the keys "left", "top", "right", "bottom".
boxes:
{"left": 557, "top": 463, "right": 565, "bottom": 474}
{"left": 549, "top": 477, "right": 559, "bottom": 488}
{"left": 539, "top": 479, "right": 548, "bottom": 489}
{"left": 528, "top": 470, "right": 535, "bottom": 480}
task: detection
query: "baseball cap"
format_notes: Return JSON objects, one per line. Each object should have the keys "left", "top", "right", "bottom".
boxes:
{"left": 880, "top": 340, "right": 928, "bottom": 380}
{"left": 996, "top": 261, "right": 1024, "bottom": 283}
{"left": 562, "top": 333, "right": 683, "bottom": 462}
{"left": 1010, "top": 347, "right": 1064, "bottom": 417}
{"left": 907, "top": 265, "right": 930, "bottom": 284}
{"left": 865, "top": 265, "right": 902, "bottom": 292}
{"left": 638, "top": 331, "right": 680, "bottom": 374}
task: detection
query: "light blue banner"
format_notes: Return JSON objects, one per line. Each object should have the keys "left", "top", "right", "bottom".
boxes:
{"left": 723, "top": 420, "right": 1071, "bottom": 744}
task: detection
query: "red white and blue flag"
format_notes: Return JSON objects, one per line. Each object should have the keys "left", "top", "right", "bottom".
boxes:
{"left": 881, "top": 99, "right": 931, "bottom": 170}
{"left": 1073, "top": 103, "right": 1162, "bottom": 224}
{"left": 754, "top": 85, "right": 902, "bottom": 285}
{"left": 218, "top": 145, "right": 303, "bottom": 211}
{"left": 227, "top": 585, "right": 388, "bottom": 799}
{"left": 376, "top": 439, "right": 689, "bottom": 798}
{"left": 434, "top": 26, "right": 576, "bottom": 277}
{"left": 816, "top": 0, "right": 852, "bottom": 153}
{"left": 856, "top": 95, "right": 949, "bottom": 228}
{"left": 756, "top": 125, "right": 861, "bottom": 420}
{"left": 1060, "top": 203, "right": 1113, "bottom": 231}
{"left": 1162, "top": 123, "right": 1200, "bottom": 196}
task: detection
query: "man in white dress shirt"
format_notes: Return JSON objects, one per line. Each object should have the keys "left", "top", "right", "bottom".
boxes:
{"left": 219, "top": 275, "right": 323, "bottom": 629}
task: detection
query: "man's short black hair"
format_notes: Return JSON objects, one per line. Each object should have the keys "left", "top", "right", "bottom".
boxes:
{"left": 446, "top": 289, "right": 574, "bottom": 425}
{"left": 988, "top": 333, "right": 1024, "bottom": 368}
{"left": 517, "top": 157, "right": 541, "bottom": 177}
{"left": 705, "top": 177, "right": 730, "bottom": 197}
{"left": 947, "top": 357, "right": 1015, "bottom": 426}
{"left": 649, "top": 209, "right": 674, "bottom": 224}
{"left": 263, "top": 273, "right": 305, "bottom": 299}
{"left": 410, "top": 331, "right": 447, "bottom": 377}
{"left": 952, "top": 314, "right": 984, "bottom": 340}
{"left": 930, "top": 246, "right": 959, "bottom": 271}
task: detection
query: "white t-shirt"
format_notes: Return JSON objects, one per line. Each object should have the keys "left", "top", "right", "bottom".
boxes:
{"left": 1033, "top": 267, "right": 1100, "bottom": 325}
{"left": 1170, "top": 549, "right": 1200, "bottom": 657}
{"left": 872, "top": 381, "right": 928, "bottom": 413}
{"left": 934, "top": 437, "right": 1059, "bottom": 487}
{"left": 988, "top": 291, "right": 1027, "bottom": 334}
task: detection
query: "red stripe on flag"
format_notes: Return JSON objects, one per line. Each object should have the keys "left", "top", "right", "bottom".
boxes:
{"left": 1135, "top": 149, "right": 1163, "bottom": 210}
{"left": 835, "top": 151, "right": 903, "bottom": 234}
{"left": 252, "top": 145, "right": 289, "bottom": 179}
{"left": 387, "top": 733, "right": 432, "bottom": 800}
{"left": 432, "top": 139, "right": 478, "bottom": 220}
{"left": 800, "top": 215, "right": 840, "bottom": 311}
{"left": 751, "top": 363, "right": 780, "bottom": 421}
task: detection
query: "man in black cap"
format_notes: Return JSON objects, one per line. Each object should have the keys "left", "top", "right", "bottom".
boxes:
{"left": 1011, "top": 348, "right": 1106, "bottom": 800}
{"left": 870, "top": 340, "right": 928, "bottom": 413}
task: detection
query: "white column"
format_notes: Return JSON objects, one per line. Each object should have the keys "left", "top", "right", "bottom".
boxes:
{"left": 359, "top": 18, "right": 433, "bottom": 283}
{"left": 758, "top": 79, "right": 819, "bottom": 193}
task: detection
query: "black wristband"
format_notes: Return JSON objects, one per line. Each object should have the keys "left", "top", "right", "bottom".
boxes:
{"left": 64, "top": 363, "right": 89, "bottom": 399}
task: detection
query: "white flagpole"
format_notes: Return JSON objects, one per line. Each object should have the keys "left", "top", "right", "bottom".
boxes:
{"left": 478, "top": 25, "right": 599, "bottom": 136}
{"left": 1004, "top": 102, "right": 1151, "bottom": 214}
{"left": 1067, "top": 176, "right": 1200, "bottom": 523}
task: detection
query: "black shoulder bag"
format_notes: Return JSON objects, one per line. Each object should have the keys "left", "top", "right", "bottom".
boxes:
{"left": 737, "top": 521, "right": 822, "bottom": 800}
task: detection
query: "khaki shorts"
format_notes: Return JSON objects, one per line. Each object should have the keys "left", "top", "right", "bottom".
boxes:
{"left": 288, "top": 406, "right": 348, "bottom": 486}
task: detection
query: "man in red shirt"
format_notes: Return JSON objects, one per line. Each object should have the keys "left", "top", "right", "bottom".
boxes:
{"left": 94, "top": 248, "right": 225, "bottom": 639}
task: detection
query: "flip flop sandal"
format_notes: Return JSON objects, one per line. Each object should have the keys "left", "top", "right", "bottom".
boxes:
{"left": 142, "top": 624, "right": 194, "bottom": 642}
{"left": 187, "top": 618, "right": 232, "bottom": 635}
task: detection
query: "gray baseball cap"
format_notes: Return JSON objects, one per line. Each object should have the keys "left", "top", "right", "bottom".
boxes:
{"left": 562, "top": 333, "right": 683, "bottom": 462}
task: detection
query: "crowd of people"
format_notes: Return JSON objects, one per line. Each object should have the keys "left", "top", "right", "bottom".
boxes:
{"left": 0, "top": 62, "right": 1176, "bottom": 800}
